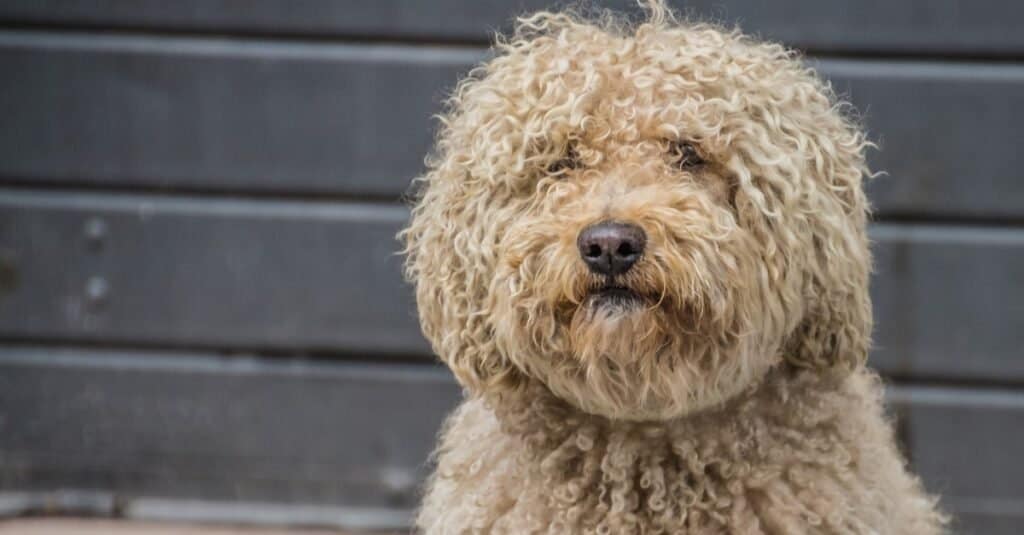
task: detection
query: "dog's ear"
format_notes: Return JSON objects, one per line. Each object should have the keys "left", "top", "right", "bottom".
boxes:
{"left": 753, "top": 65, "right": 876, "bottom": 376}
{"left": 401, "top": 170, "right": 523, "bottom": 395}
{"left": 783, "top": 257, "right": 872, "bottom": 375}
{"left": 780, "top": 114, "right": 874, "bottom": 376}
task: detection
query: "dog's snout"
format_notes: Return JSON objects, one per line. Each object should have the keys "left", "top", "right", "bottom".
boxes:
{"left": 577, "top": 221, "right": 646, "bottom": 276}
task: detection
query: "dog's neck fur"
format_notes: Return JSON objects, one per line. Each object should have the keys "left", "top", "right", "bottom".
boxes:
{"left": 419, "top": 365, "right": 944, "bottom": 533}
{"left": 487, "top": 366, "right": 855, "bottom": 465}
{"left": 479, "top": 364, "right": 864, "bottom": 489}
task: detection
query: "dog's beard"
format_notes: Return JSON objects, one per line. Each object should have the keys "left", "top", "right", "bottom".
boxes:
{"left": 495, "top": 259, "right": 765, "bottom": 421}
{"left": 569, "top": 281, "right": 676, "bottom": 367}
{"left": 562, "top": 262, "right": 711, "bottom": 363}
{"left": 561, "top": 304, "right": 747, "bottom": 421}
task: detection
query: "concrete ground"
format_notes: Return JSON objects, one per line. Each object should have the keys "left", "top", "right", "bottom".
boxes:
{"left": 0, "top": 518, "right": 395, "bottom": 534}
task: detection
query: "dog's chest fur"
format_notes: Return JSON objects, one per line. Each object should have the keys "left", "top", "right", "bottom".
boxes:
{"left": 417, "top": 369, "right": 944, "bottom": 534}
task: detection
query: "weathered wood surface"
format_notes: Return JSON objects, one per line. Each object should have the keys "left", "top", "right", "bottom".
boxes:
{"left": 0, "top": 190, "right": 426, "bottom": 356}
{"left": 0, "top": 518, "right": 367, "bottom": 535}
{"left": 891, "top": 386, "right": 1024, "bottom": 535}
{"left": 0, "top": 347, "right": 1019, "bottom": 534}
{"left": 1, "top": 32, "right": 1023, "bottom": 218}
{"left": 870, "top": 224, "right": 1024, "bottom": 380}
{"left": 0, "top": 346, "right": 460, "bottom": 520}
{"left": 0, "top": 31, "right": 477, "bottom": 199}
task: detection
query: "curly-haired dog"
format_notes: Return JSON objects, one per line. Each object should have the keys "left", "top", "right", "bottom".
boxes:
{"left": 403, "top": 2, "right": 946, "bottom": 533}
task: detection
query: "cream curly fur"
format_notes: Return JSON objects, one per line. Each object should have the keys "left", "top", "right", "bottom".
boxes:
{"left": 402, "top": 1, "right": 946, "bottom": 532}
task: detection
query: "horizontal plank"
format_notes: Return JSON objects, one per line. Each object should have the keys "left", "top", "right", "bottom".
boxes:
{"left": 0, "top": 0, "right": 1022, "bottom": 55}
{"left": 0, "top": 190, "right": 429, "bottom": 355}
{"left": 0, "top": 31, "right": 479, "bottom": 198}
{"left": 891, "top": 386, "right": 1024, "bottom": 534}
{"left": 0, "top": 347, "right": 1018, "bottom": 533}
{"left": 0, "top": 346, "right": 462, "bottom": 527}
{"left": 0, "top": 518, "right": 360, "bottom": 535}
{"left": 0, "top": 493, "right": 406, "bottom": 533}
{"left": 949, "top": 513, "right": 1022, "bottom": 535}
{"left": 869, "top": 224, "right": 1024, "bottom": 380}
{"left": 1, "top": 32, "right": 1022, "bottom": 218}
{"left": 2, "top": 190, "right": 1022, "bottom": 379}
{"left": 825, "top": 60, "right": 1024, "bottom": 220}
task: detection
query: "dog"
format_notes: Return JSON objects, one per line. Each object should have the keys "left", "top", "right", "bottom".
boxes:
{"left": 402, "top": 2, "right": 947, "bottom": 532}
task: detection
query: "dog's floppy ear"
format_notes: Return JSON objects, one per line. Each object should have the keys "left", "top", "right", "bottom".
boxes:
{"left": 401, "top": 168, "right": 523, "bottom": 395}
{"left": 759, "top": 72, "right": 875, "bottom": 376}
{"left": 783, "top": 261, "right": 872, "bottom": 375}
{"left": 781, "top": 116, "right": 874, "bottom": 375}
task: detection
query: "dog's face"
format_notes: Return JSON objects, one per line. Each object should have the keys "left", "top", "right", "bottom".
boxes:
{"left": 404, "top": 7, "right": 872, "bottom": 420}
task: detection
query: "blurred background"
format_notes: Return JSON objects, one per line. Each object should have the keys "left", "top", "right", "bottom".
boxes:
{"left": 0, "top": 1, "right": 1021, "bottom": 534}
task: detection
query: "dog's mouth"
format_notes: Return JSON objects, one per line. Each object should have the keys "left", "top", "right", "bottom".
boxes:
{"left": 585, "top": 284, "right": 647, "bottom": 310}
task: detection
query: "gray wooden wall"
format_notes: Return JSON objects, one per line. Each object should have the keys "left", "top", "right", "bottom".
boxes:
{"left": 0, "top": 1, "right": 1021, "bottom": 533}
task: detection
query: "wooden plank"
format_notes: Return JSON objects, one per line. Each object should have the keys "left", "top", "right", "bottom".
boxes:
{"left": 0, "top": 189, "right": 429, "bottom": 355}
{"left": 0, "top": 518, "right": 368, "bottom": 535}
{"left": 0, "top": 0, "right": 1022, "bottom": 55}
{"left": 0, "top": 346, "right": 462, "bottom": 526}
{"left": 869, "top": 224, "right": 1024, "bottom": 381}
{"left": 1, "top": 32, "right": 1022, "bottom": 217}
{"left": 2, "top": 190, "right": 1021, "bottom": 377}
{"left": 0, "top": 31, "right": 480, "bottom": 198}
{"left": 822, "top": 60, "right": 1024, "bottom": 220}
{"left": 1, "top": 348, "right": 1017, "bottom": 532}
{"left": 890, "top": 386, "right": 1024, "bottom": 534}
{"left": 948, "top": 514, "right": 1022, "bottom": 535}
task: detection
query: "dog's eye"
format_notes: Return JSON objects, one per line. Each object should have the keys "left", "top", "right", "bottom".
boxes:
{"left": 547, "top": 146, "right": 580, "bottom": 177}
{"left": 671, "top": 142, "right": 705, "bottom": 170}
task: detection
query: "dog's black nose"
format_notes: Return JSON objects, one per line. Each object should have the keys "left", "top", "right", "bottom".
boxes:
{"left": 577, "top": 221, "right": 646, "bottom": 276}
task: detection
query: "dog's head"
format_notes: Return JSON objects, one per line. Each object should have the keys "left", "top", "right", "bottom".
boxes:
{"left": 403, "top": 2, "right": 872, "bottom": 420}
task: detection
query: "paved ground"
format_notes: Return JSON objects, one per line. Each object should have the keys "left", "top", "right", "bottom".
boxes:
{"left": 0, "top": 518, "right": 394, "bottom": 534}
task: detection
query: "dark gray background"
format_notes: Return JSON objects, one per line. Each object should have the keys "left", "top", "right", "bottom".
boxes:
{"left": 0, "top": 1, "right": 1021, "bottom": 533}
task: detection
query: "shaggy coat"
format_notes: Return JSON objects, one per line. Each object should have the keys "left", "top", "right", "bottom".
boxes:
{"left": 403, "top": 2, "right": 946, "bottom": 533}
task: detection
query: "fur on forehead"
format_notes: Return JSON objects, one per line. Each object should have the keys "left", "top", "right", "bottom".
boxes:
{"left": 440, "top": 3, "right": 866, "bottom": 209}
{"left": 402, "top": 0, "right": 874, "bottom": 419}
